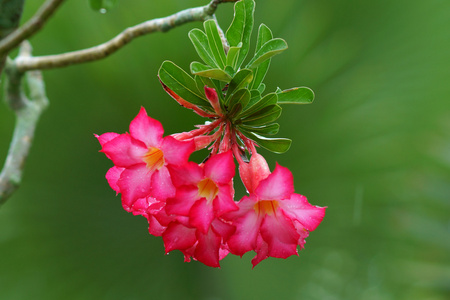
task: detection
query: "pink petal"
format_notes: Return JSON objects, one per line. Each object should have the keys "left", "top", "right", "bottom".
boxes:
{"left": 129, "top": 107, "right": 164, "bottom": 147}
{"left": 194, "top": 228, "right": 221, "bottom": 268}
{"left": 189, "top": 198, "right": 214, "bottom": 234}
{"left": 150, "top": 166, "right": 176, "bottom": 200}
{"left": 162, "top": 222, "right": 197, "bottom": 253}
{"left": 239, "top": 153, "right": 271, "bottom": 194}
{"left": 129, "top": 197, "right": 150, "bottom": 216}
{"left": 259, "top": 211, "right": 299, "bottom": 259}
{"left": 251, "top": 236, "right": 269, "bottom": 268}
{"left": 165, "top": 186, "right": 199, "bottom": 216}
{"left": 204, "top": 151, "right": 235, "bottom": 184}
{"left": 213, "top": 184, "right": 238, "bottom": 215}
{"left": 118, "top": 165, "right": 153, "bottom": 208}
{"left": 255, "top": 163, "right": 294, "bottom": 200}
{"left": 161, "top": 136, "right": 195, "bottom": 166}
{"left": 167, "top": 162, "right": 203, "bottom": 187}
{"left": 147, "top": 215, "right": 166, "bottom": 237}
{"left": 212, "top": 218, "right": 235, "bottom": 241}
{"left": 227, "top": 196, "right": 262, "bottom": 256}
{"left": 280, "top": 193, "right": 326, "bottom": 231}
{"left": 105, "top": 166, "right": 124, "bottom": 194}
{"left": 95, "top": 132, "right": 120, "bottom": 147}
{"left": 102, "top": 133, "right": 147, "bottom": 167}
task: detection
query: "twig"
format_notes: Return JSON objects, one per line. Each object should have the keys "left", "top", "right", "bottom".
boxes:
{"left": 0, "top": 0, "right": 65, "bottom": 56}
{"left": 0, "top": 42, "right": 49, "bottom": 206}
{"left": 15, "top": 0, "right": 237, "bottom": 72}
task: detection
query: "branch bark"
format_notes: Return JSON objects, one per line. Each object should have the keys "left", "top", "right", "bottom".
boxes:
{"left": 15, "top": 0, "right": 236, "bottom": 72}
{"left": 0, "top": 43, "right": 49, "bottom": 205}
{"left": 0, "top": 0, "right": 65, "bottom": 56}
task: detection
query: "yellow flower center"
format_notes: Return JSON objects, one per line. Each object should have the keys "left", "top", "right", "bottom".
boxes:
{"left": 142, "top": 147, "right": 165, "bottom": 171}
{"left": 254, "top": 200, "right": 279, "bottom": 216}
{"left": 197, "top": 178, "right": 219, "bottom": 203}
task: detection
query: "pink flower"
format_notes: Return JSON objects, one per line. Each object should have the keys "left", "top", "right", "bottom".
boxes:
{"left": 226, "top": 154, "right": 326, "bottom": 267}
{"left": 96, "top": 107, "right": 195, "bottom": 212}
{"left": 166, "top": 150, "right": 238, "bottom": 233}
{"left": 162, "top": 217, "right": 234, "bottom": 268}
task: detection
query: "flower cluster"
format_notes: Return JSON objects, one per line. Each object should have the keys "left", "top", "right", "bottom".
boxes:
{"left": 97, "top": 0, "right": 325, "bottom": 268}
{"left": 97, "top": 87, "right": 325, "bottom": 268}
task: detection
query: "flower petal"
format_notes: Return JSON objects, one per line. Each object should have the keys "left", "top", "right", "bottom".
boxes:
{"left": 260, "top": 211, "right": 299, "bottom": 259}
{"left": 204, "top": 151, "right": 235, "bottom": 184}
{"left": 194, "top": 228, "right": 221, "bottom": 268}
{"left": 167, "top": 162, "right": 203, "bottom": 187}
{"left": 95, "top": 132, "right": 120, "bottom": 148}
{"left": 213, "top": 184, "right": 238, "bottom": 215}
{"left": 147, "top": 215, "right": 166, "bottom": 237}
{"left": 280, "top": 193, "right": 326, "bottom": 231}
{"left": 165, "top": 186, "right": 199, "bottom": 216}
{"left": 161, "top": 136, "right": 195, "bottom": 166}
{"left": 255, "top": 163, "right": 294, "bottom": 200}
{"left": 163, "top": 222, "right": 197, "bottom": 253}
{"left": 251, "top": 236, "right": 269, "bottom": 268}
{"left": 129, "top": 107, "right": 164, "bottom": 147}
{"left": 150, "top": 166, "right": 176, "bottom": 200}
{"left": 105, "top": 166, "right": 124, "bottom": 194}
{"left": 189, "top": 198, "right": 214, "bottom": 234}
{"left": 239, "top": 153, "right": 271, "bottom": 194}
{"left": 118, "top": 165, "right": 153, "bottom": 208}
{"left": 227, "top": 196, "right": 262, "bottom": 256}
{"left": 102, "top": 133, "right": 147, "bottom": 167}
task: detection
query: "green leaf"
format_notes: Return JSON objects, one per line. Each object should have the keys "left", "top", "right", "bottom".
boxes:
{"left": 239, "top": 123, "right": 280, "bottom": 135}
{"left": 240, "top": 92, "right": 277, "bottom": 118}
{"left": 228, "top": 89, "right": 250, "bottom": 117}
{"left": 257, "top": 83, "right": 266, "bottom": 94}
{"left": 277, "top": 87, "right": 315, "bottom": 104}
{"left": 251, "top": 24, "right": 273, "bottom": 89}
{"left": 247, "top": 38, "right": 288, "bottom": 69}
{"left": 226, "top": 0, "right": 255, "bottom": 69}
{"left": 225, "top": 69, "right": 253, "bottom": 103}
{"left": 159, "top": 61, "right": 209, "bottom": 107}
{"left": 241, "top": 105, "right": 282, "bottom": 126}
{"left": 189, "top": 29, "right": 218, "bottom": 68}
{"left": 190, "top": 62, "right": 231, "bottom": 82}
{"left": 226, "top": 42, "right": 242, "bottom": 70}
{"left": 204, "top": 20, "right": 227, "bottom": 69}
{"left": 89, "top": 0, "right": 118, "bottom": 12}
{"left": 240, "top": 128, "right": 292, "bottom": 154}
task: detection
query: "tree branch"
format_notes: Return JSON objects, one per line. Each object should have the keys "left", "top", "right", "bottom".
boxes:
{"left": 0, "top": 0, "right": 65, "bottom": 57}
{"left": 15, "top": 0, "right": 237, "bottom": 72}
{"left": 0, "top": 42, "right": 49, "bottom": 206}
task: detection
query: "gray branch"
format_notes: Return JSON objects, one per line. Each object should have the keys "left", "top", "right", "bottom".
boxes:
{"left": 15, "top": 0, "right": 237, "bottom": 72}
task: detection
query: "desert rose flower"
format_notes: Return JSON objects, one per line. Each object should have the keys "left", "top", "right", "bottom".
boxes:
{"left": 96, "top": 107, "right": 195, "bottom": 212}
{"left": 226, "top": 154, "right": 326, "bottom": 267}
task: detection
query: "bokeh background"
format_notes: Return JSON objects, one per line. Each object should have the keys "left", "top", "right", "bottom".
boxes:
{"left": 1, "top": 0, "right": 449, "bottom": 299}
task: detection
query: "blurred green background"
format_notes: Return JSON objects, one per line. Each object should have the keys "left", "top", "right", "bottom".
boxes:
{"left": 1, "top": 0, "right": 449, "bottom": 299}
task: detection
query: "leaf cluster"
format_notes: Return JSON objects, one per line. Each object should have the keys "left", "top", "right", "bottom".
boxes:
{"left": 159, "top": 0, "right": 314, "bottom": 154}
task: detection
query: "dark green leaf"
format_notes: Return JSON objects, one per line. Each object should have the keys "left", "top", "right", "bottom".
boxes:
{"left": 257, "top": 83, "right": 266, "bottom": 94}
{"left": 226, "top": 43, "right": 242, "bottom": 70}
{"left": 240, "top": 92, "right": 277, "bottom": 118}
{"left": 277, "top": 87, "right": 315, "bottom": 104}
{"left": 247, "top": 38, "right": 288, "bottom": 69}
{"left": 190, "top": 62, "right": 231, "bottom": 82}
{"left": 204, "top": 20, "right": 227, "bottom": 69}
{"left": 89, "top": 0, "right": 118, "bottom": 12}
{"left": 251, "top": 24, "right": 273, "bottom": 89}
{"left": 226, "top": 0, "right": 255, "bottom": 69}
{"left": 240, "top": 128, "right": 292, "bottom": 153}
{"left": 241, "top": 105, "right": 282, "bottom": 126}
{"left": 228, "top": 89, "right": 250, "bottom": 116}
{"left": 189, "top": 29, "right": 218, "bottom": 68}
{"left": 159, "top": 61, "right": 209, "bottom": 107}
{"left": 225, "top": 69, "right": 253, "bottom": 103}
{"left": 239, "top": 123, "right": 280, "bottom": 135}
